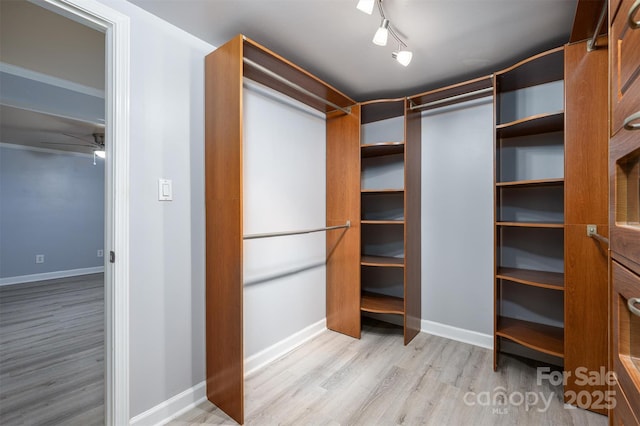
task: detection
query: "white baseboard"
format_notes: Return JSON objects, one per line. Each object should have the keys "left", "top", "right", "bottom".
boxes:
{"left": 245, "top": 318, "right": 326, "bottom": 377}
{"left": 0, "top": 266, "right": 105, "bottom": 286}
{"left": 129, "top": 319, "right": 326, "bottom": 426}
{"left": 421, "top": 319, "right": 493, "bottom": 349}
{"left": 129, "top": 381, "right": 206, "bottom": 426}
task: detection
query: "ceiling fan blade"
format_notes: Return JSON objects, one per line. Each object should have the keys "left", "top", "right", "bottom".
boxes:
{"left": 42, "top": 142, "right": 95, "bottom": 148}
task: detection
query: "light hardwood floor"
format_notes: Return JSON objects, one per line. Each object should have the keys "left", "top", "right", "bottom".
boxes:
{"left": 171, "top": 319, "right": 607, "bottom": 426}
{"left": 0, "top": 274, "right": 104, "bottom": 425}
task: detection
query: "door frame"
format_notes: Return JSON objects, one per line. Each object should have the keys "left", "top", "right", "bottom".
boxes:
{"left": 31, "top": 0, "right": 131, "bottom": 424}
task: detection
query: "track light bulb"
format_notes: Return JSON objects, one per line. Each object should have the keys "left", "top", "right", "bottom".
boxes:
{"left": 94, "top": 150, "right": 106, "bottom": 159}
{"left": 356, "top": 0, "right": 375, "bottom": 14}
{"left": 392, "top": 50, "right": 413, "bottom": 66}
{"left": 373, "top": 19, "right": 390, "bottom": 46}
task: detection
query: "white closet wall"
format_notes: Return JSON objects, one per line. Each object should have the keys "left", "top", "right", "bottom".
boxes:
{"left": 242, "top": 80, "right": 327, "bottom": 359}
{"left": 421, "top": 97, "right": 494, "bottom": 338}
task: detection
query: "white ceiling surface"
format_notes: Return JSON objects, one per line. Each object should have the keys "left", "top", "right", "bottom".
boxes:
{"left": 127, "top": 0, "right": 579, "bottom": 101}
{"left": 0, "top": 0, "right": 105, "bottom": 155}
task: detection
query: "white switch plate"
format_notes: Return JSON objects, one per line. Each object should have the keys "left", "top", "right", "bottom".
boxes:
{"left": 35, "top": 254, "right": 45, "bottom": 264}
{"left": 97, "top": 249, "right": 104, "bottom": 258}
{"left": 158, "top": 178, "right": 173, "bottom": 201}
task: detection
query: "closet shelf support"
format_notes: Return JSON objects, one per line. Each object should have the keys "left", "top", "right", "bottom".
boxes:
{"left": 244, "top": 220, "right": 351, "bottom": 240}
{"left": 242, "top": 57, "right": 353, "bottom": 115}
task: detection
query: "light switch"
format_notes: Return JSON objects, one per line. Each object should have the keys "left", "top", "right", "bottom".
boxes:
{"left": 158, "top": 178, "right": 173, "bottom": 201}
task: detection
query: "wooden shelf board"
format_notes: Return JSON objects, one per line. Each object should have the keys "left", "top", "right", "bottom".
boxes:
{"left": 361, "top": 220, "right": 405, "bottom": 225}
{"left": 361, "top": 292, "right": 404, "bottom": 315}
{"left": 496, "top": 221, "right": 564, "bottom": 229}
{"left": 361, "top": 141, "right": 405, "bottom": 158}
{"left": 496, "top": 178, "right": 564, "bottom": 188}
{"left": 361, "top": 189, "right": 404, "bottom": 193}
{"left": 496, "top": 317, "right": 564, "bottom": 358}
{"left": 242, "top": 36, "right": 355, "bottom": 114}
{"left": 495, "top": 47, "right": 564, "bottom": 91}
{"left": 497, "top": 267, "right": 564, "bottom": 290}
{"left": 497, "top": 111, "right": 564, "bottom": 138}
{"left": 361, "top": 255, "right": 404, "bottom": 267}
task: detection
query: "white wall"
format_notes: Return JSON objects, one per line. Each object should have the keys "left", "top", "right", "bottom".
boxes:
{"left": 242, "top": 80, "right": 327, "bottom": 358}
{"left": 95, "top": 0, "right": 213, "bottom": 418}
{"left": 421, "top": 97, "right": 494, "bottom": 337}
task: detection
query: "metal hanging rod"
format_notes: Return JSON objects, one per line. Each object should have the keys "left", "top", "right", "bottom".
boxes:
{"left": 409, "top": 87, "right": 493, "bottom": 111}
{"left": 244, "top": 220, "right": 351, "bottom": 240}
{"left": 587, "top": 1, "right": 608, "bottom": 52}
{"left": 242, "top": 57, "right": 352, "bottom": 115}
{"left": 587, "top": 224, "right": 609, "bottom": 245}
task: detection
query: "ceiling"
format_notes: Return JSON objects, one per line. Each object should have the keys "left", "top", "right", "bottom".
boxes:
{"left": 128, "top": 0, "right": 580, "bottom": 101}
{"left": 0, "top": 0, "right": 105, "bottom": 155}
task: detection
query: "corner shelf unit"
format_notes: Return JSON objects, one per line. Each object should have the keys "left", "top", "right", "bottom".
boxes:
{"left": 359, "top": 98, "right": 421, "bottom": 344}
{"left": 494, "top": 46, "right": 566, "bottom": 368}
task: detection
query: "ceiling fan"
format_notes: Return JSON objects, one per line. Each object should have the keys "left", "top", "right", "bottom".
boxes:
{"left": 43, "top": 132, "right": 106, "bottom": 163}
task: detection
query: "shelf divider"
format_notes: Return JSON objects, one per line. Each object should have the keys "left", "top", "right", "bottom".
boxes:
{"left": 361, "top": 292, "right": 404, "bottom": 315}
{"left": 497, "top": 267, "right": 564, "bottom": 290}
{"left": 361, "top": 255, "right": 404, "bottom": 267}
{"left": 496, "top": 317, "right": 564, "bottom": 358}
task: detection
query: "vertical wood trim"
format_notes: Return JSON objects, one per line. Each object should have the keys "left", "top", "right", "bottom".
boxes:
{"left": 404, "top": 101, "right": 422, "bottom": 344}
{"left": 564, "top": 38, "right": 609, "bottom": 415}
{"left": 326, "top": 106, "right": 361, "bottom": 338}
{"left": 493, "top": 77, "right": 500, "bottom": 371}
{"left": 205, "top": 35, "right": 244, "bottom": 424}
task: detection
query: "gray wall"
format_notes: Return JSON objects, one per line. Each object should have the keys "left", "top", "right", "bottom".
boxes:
{"left": 242, "top": 80, "right": 326, "bottom": 358}
{"left": 0, "top": 145, "right": 104, "bottom": 278}
{"left": 421, "top": 97, "right": 495, "bottom": 336}
{"left": 96, "top": 0, "right": 213, "bottom": 418}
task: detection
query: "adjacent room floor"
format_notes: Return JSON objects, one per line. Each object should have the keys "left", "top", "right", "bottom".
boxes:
{"left": 0, "top": 274, "right": 104, "bottom": 425}
{"left": 171, "top": 319, "right": 607, "bottom": 426}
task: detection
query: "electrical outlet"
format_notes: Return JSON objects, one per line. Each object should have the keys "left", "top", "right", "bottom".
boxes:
{"left": 35, "top": 254, "right": 45, "bottom": 264}
{"left": 97, "top": 249, "right": 104, "bottom": 258}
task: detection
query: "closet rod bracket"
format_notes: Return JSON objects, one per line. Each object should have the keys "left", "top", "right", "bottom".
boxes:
{"left": 587, "top": 1, "right": 608, "bottom": 52}
{"left": 587, "top": 224, "right": 609, "bottom": 245}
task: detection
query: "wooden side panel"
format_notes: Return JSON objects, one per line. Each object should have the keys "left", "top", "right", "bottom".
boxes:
{"left": 564, "top": 39, "right": 609, "bottom": 414}
{"left": 404, "top": 103, "right": 422, "bottom": 344}
{"left": 326, "top": 105, "right": 361, "bottom": 338}
{"left": 205, "top": 35, "right": 244, "bottom": 424}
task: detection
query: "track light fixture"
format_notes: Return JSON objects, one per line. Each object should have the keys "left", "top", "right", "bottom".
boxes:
{"left": 356, "top": 0, "right": 413, "bottom": 66}
{"left": 373, "top": 19, "right": 390, "bottom": 46}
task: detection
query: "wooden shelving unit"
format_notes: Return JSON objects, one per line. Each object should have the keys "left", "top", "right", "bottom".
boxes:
{"left": 494, "top": 46, "right": 566, "bottom": 369}
{"left": 359, "top": 98, "right": 421, "bottom": 345}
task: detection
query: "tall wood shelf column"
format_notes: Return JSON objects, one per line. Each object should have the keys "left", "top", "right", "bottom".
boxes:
{"left": 358, "top": 99, "right": 421, "bottom": 344}
{"left": 205, "top": 34, "right": 357, "bottom": 424}
{"left": 494, "top": 47, "right": 566, "bottom": 367}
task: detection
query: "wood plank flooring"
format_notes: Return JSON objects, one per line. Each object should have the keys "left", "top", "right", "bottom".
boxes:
{"left": 0, "top": 274, "right": 104, "bottom": 426}
{"left": 170, "top": 319, "right": 607, "bottom": 426}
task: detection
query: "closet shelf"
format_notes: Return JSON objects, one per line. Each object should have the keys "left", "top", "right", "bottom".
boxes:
{"left": 361, "top": 220, "right": 405, "bottom": 225}
{"left": 361, "top": 255, "right": 404, "bottom": 267}
{"left": 497, "top": 267, "right": 564, "bottom": 291}
{"left": 496, "top": 111, "right": 564, "bottom": 138}
{"left": 361, "top": 292, "right": 404, "bottom": 315}
{"left": 496, "top": 317, "right": 564, "bottom": 358}
{"left": 496, "top": 221, "right": 564, "bottom": 229}
{"left": 361, "top": 141, "right": 405, "bottom": 158}
{"left": 496, "top": 178, "right": 564, "bottom": 188}
{"left": 361, "top": 189, "right": 404, "bottom": 194}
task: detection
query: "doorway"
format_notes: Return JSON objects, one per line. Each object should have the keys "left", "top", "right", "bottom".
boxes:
{"left": 0, "top": 0, "right": 130, "bottom": 423}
